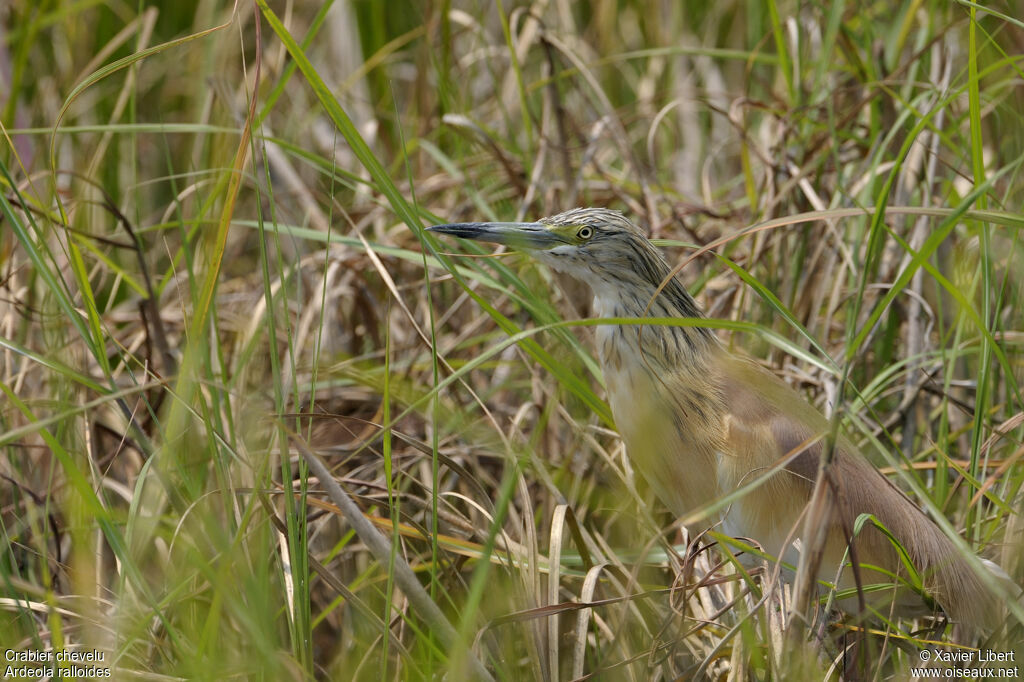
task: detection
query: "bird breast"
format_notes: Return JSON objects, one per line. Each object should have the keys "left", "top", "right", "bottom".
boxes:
{"left": 594, "top": 307, "right": 726, "bottom": 527}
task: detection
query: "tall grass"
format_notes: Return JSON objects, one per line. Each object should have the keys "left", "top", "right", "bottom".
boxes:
{"left": 1, "top": 0, "right": 1022, "bottom": 679}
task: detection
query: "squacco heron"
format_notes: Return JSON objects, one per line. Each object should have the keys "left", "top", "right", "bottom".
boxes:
{"left": 429, "top": 207, "right": 1009, "bottom": 630}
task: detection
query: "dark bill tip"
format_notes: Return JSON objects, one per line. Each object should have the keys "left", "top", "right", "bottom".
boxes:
{"left": 426, "top": 223, "right": 491, "bottom": 239}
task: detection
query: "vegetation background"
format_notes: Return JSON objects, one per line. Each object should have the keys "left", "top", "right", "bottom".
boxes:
{"left": 2, "top": 0, "right": 1023, "bottom": 679}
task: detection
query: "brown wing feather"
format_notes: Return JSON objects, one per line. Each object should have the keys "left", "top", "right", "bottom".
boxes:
{"left": 712, "top": 349, "right": 999, "bottom": 628}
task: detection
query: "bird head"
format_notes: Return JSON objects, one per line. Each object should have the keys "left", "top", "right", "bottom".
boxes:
{"left": 427, "top": 208, "right": 664, "bottom": 292}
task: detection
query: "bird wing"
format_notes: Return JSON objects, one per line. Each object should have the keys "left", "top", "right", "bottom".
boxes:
{"left": 709, "top": 348, "right": 1000, "bottom": 626}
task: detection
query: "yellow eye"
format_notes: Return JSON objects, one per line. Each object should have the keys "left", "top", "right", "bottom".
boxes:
{"left": 577, "top": 226, "right": 593, "bottom": 240}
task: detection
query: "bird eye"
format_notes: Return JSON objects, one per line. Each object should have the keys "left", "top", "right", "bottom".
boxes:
{"left": 577, "top": 227, "right": 593, "bottom": 240}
